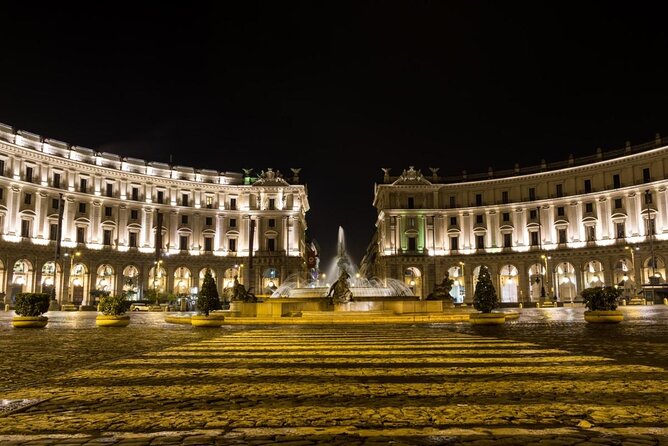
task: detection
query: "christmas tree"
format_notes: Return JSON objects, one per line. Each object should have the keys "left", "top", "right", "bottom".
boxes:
{"left": 197, "top": 268, "right": 221, "bottom": 316}
{"left": 472, "top": 265, "right": 499, "bottom": 313}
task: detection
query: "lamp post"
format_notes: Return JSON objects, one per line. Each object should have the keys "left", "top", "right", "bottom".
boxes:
{"left": 459, "top": 261, "right": 465, "bottom": 302}
{"left": 540, "top": 254, "right": 548, "bottom": 299}
{"left": 64, "top": 251, "right": 81, "bottom": 304}
{"left": 645, "top": 189, "right": 656, "bottom": 303}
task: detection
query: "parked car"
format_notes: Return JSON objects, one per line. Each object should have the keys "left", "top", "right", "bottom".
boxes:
{"left": 129, "top": 302, "right": 150, "bottom": 312}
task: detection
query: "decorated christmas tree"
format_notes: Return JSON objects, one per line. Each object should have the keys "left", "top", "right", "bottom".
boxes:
{"left": 197, "top": 268, "right": 221, "bottom": 316}
{"left": 472, "top": 265, "right": 499, "bottom": 313}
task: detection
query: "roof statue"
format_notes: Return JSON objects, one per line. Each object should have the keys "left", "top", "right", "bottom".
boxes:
{"left": 253, "top": 167, "right": 290, "bottom": 186}
{"left": 392, "top": 166, "right": 432, "bottom": 185}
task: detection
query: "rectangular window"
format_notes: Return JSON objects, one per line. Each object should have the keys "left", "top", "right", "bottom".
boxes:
{"left": 475, "top": 235, "right": 484, "bottom": 249}
{"left": 182, "top": 193, "right": 189, "bottom": 206}
{"left": 530, "top": 231, "right": 539, "bottom": 246}
{"left": 529, "top": 187, "right": 536, "bottom": 201}
{"left": 78, "top": 202, "right": 86, "bottom": 213}
{"left": 129, "top": 232, "right": 138, "bottom": 248}
{"left": 268, "top": 198, "right": 275, "bottom": 210}
{"left": 106, "top": 183, "right": 113, "bottom": 197}
{"left": 104, "top": 206, "right": 112, "bottom": 217}
{"left": 407, "top": 236, "right": 417, "bottom": 251}
{"left": 181, "top": 215, "right": 188, "bottom": 225}
{"left": 21, "top": 219, "right": 30, "bottom": 237}
{"left": 103, "top": 229, "right": 112, "bottom": 246}
{"left": 25, "top": 166, "right": 33, "bottom": 182}
{"left": 449, "top": 196, "right": 456, "bottom": 208}
{"left": 585, "top": 203, "right": 593, "bottom": 213}
{"left": 529, "top": 209, "right": 537, "bottom": 219}
{"left": 584, "top": 179, "right": 592, "bottom": 193}
{"left": 503, "top": 233, "right": 512, "bottom": 248}
{"left": 0, "top": 188, "right": 3, "bottom": 200}
{"left": 205, "top": 195, "right": 213, "bottom": 208}
{"left": 53, "top": 172, "right": 61, "bottom": 188}
{"left": 558, "top": 228, "right": 567, "bottom": 244}
{"left": 49, "top": 223, "right": 58, "bottom": 241}
{"left": 614, "top": 198, "right": 623, "bottom": 209}
{"left": 205, "top": 216, "right": 213, "bottom": 226}
{"left": 179, "top": 235, "right": 189, "bottom": 250}
{"left": 557, "top": 206, "right": 565, "bottom": 217}
{"left": 450, "top": 216, "right": 457, "bottom": 226}
{"left": 131, "top": 187, "right": 139, "bottom": 201}
{"left": 157, "top": 190, "right": 164, "bottom": 204}
{"left": 267, "top": 238, "right": 276, "bottom": 251}
{"left": 502, "top": 191, "right": 509, "bottom": 204}
{"left": 130, "top": 209, "right": 138, "bottom": 220}
{"left": 450, "top": 236, "right": 458, "bottom": 251}
{"left": 24, "top": 193, "right": 32, "bottom": 205}
{"left": 230, "top": 218, "right": 237, "bottom": 228}
{"left": 648, "top": 218, "right": 656, "bottom": 235}
{"left": 613, "top": 174, "right": 621, "bottom": 189}
{"left": 228, "top": 238, "right": 236, "bottom": 252}
{"left": 586, "top": 226, "right": 596, "bottom": 242}
{"left": 76, "top": 227, "right": 85, "bottom": 243}
{"left": 407, "top": 197, "right": 415, "bottom": 209}
{"left": 643, "top": 168, "right": 651, "bottom": 183}
{"left": 204, "top": 237, "right": 213, "bottom": 252}
{"left": 556, "top": 184, "right": 563, "bottom": 198}
{"left": 0, "top": 159, "right": 4, "bottom": 176}
{"left": 230, "top": 198, "right": 237, "bottom": 210}
{"left": 645, "top": 191, "right": 653, "bottom": 204}
{"left": 502, "top": 212, "right": 510, "bottom": 222}
{"left": 475, "top": 193, "right": 482, "bottom": 206}
{"left": 80, "top": 178, "right": 87, "bottom": 193}
{"left": 407, "top": 217, "right": 415, "bottom": 228}
{"left": 616, "top": 222, "right": 625, "bottom": 239}
{"left": 268, "top": 218, "right": 275, "bottom": 228}
{"left": 475, "top": 215, "right": 483, "bottom": 224}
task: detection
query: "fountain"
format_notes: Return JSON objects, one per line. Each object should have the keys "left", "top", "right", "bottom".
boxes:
{"left": 271, "top": 226, "right": 414, "bottom": 299}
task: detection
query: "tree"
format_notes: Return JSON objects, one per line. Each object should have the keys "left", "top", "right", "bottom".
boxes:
{"left": 197, "top": 268, "right": 221, "bottom": 316}
{"left": 472, "top": 265, "right": 499, "bottom": 313}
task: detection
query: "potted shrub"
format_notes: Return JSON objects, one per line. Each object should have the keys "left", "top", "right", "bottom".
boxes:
{"left": 12, "top": 292, "right": 50, "bottom": 328}
{"left": 192, "top": 268, "right": 224, "bottom": 327}
{"left": 96, "top": 294, "right": 131, "bottom": 327}
{"left": 469, "top": 265, "right": 506, "bottom": 325}
{"left": 581, "top": 286, "right": 624, "bottom": 323}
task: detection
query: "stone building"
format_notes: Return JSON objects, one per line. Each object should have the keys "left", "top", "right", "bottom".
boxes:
{"left": 0, "top": 122, "right": 309, "bottom": 307}
{"left": 366, "top": 135, "right": 668, "bottom": 305}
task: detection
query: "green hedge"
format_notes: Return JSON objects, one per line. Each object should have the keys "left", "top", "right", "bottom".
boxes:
{"left": 99, "top": 294, "right": 131, "bottom": 316}
{"left": 14, "top": 293, "right": 50, "bottom": 317}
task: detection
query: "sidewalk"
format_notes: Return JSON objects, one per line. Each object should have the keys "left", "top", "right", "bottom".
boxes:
{"left": 0, "top": 325, "right": 666, "bottom": 445}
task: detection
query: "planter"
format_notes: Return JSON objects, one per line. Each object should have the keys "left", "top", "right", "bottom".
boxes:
{"left": 12, "top": 316, "right": 48, "bottom": 328}
{"left": 191, "top": 313, "right": 225, "bottom": 327}
{"left": 469, "top": 312, "right": 506, "bottom": 325}
{"left": 584, "top": 310, "right": 624, "bottom": 323}
{"left": 96, "top": 314, "right": 131, "bottom": 327}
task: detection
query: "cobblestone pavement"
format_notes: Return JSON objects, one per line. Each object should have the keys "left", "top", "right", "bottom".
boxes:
{"left": 0, "top": 308, "right": 666, "bottom": 445}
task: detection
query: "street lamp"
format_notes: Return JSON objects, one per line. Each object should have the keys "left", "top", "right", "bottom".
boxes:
{"left": 64, "top": 251, "right": 81, "bottom": 303}
{"left": 540, "top": 254, "right": 548, "bottom": 298}
{"left": 459, "top": 261, "right": 465, "bottom": 302}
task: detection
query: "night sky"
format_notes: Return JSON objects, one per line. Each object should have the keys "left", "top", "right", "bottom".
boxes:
{"left": 2, "top": 3, "right": 668, "bottom": 266}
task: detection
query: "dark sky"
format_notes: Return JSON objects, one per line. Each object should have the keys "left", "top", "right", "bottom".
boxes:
{"left": 2, "top": 2, "right": 668, "bottom": 265}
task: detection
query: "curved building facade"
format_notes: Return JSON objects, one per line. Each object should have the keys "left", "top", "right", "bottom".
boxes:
{"left": 369, "top": 136, "right": 668, "bottom": 305}
{"left": 0, "top": 122, "right": 309, "bottom": 307}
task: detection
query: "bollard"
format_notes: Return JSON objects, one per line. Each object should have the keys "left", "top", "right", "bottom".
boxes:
{"left": 664, "top": 298, "right": 668, "bottom": 305}
{"left": 519, "top": 303, "right": 523, "bottom": 309}
{"left": 4, "top": 304, "right": 9, "bottom": 312}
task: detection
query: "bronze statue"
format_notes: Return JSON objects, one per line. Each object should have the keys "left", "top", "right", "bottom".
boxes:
{"left": 327, "top": 270, "right": 353, "bottom": 304}
{"left": 426, "top": 272, "right": 454, "bottom": 301}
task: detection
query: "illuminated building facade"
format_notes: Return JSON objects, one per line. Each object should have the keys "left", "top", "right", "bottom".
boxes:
{"left": 0, "top": 122, "right": 309, "bottom": 306}
{"left": 368, "top": 136, "right": 668, "bottom": 305}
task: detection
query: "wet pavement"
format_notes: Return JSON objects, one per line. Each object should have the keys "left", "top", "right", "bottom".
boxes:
{"left": 0, "top": 306, "right": 666, "bottom": 445}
